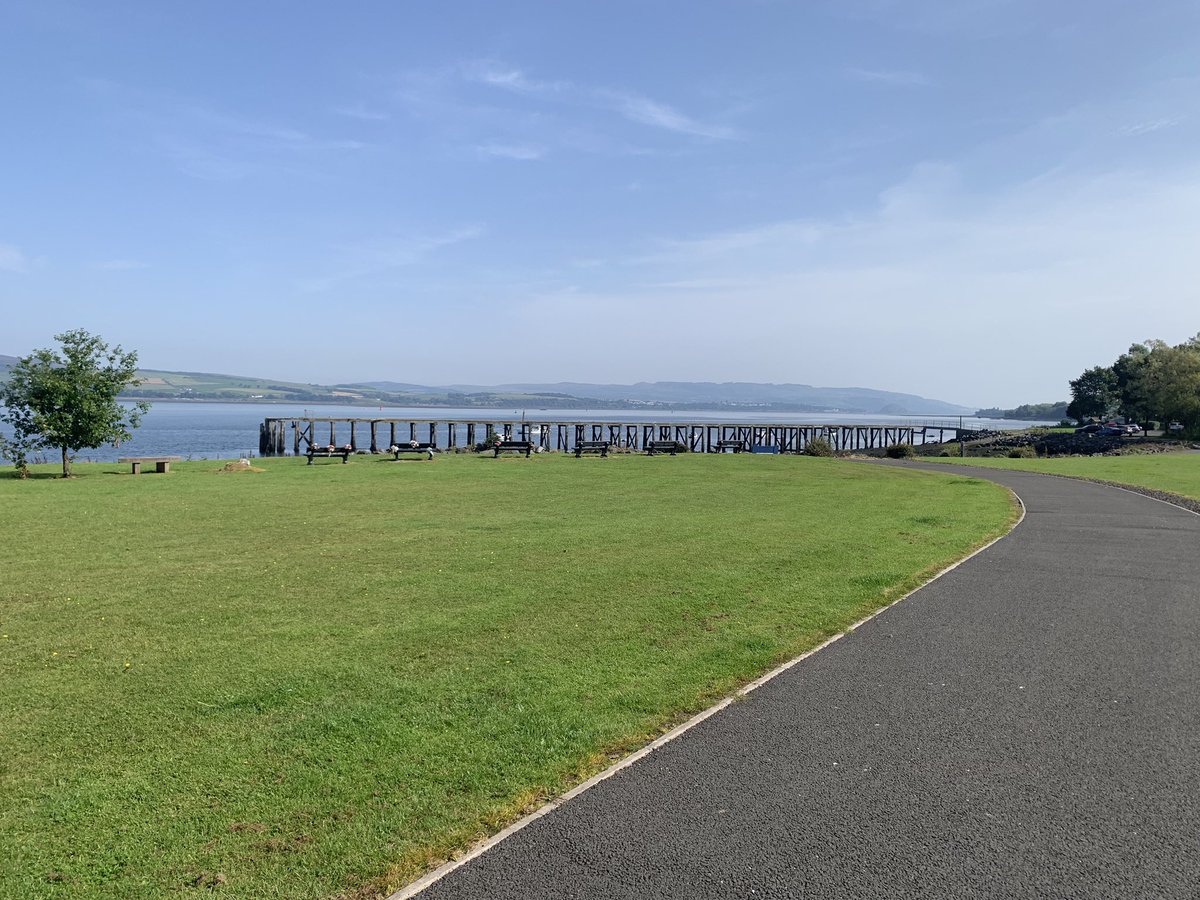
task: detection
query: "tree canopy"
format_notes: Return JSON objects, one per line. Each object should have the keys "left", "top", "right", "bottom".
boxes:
{"left": 1066, "top": 366, "right": 1118, "bottom": 424}
{"left": 0, "top": 329, "right": 150, "bottom": 477}
{"left": 1067, "top": 336, "right": 1200, "bottom": 436}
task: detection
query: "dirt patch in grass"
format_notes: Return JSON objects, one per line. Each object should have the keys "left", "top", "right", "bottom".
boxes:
{"left": 216, "top": 459, "right": 264, "bottom": 473}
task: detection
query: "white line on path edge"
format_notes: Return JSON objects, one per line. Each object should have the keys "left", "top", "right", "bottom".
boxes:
{"left": 388, "top": 481, "right": 1028, "bottom": 900}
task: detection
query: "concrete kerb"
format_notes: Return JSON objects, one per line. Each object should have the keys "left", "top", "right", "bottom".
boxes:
{"left": 387, "top": 474, "right": 1028, "bottom": 900}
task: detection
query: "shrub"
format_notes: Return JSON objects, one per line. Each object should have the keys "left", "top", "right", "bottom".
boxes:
{"left": 475, "top": 427, "right": 503, "bottom": 453}
{"left": 804, "top": 437, "right": 834, "bottom": 457}
{"left": 884, "top": 443, "right": 916, "bottom": 459}
{"left": 1007, "top": 446, "right": 1037, "bottom": 459}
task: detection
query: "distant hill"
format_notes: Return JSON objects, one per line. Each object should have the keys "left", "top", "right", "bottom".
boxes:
{"left": 364, "top": 380, "right": 973, "bottom": 415}
{"left": 2, "top": 354, "right": 973, "bottom": 413}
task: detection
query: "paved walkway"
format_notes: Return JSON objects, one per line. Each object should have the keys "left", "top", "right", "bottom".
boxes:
{"left": 413, "top": 466, "right": 1200, "bottom": 899}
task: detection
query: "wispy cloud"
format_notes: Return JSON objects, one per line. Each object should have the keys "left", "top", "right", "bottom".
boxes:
{"left": 0, "top": 242, "right": 29, "bottom": 273}
{"left": 640, "top": 220, "right": 827, "bottom": 264}
{"left": 299, "top": 226, "right": 484, "bottom": 292}
{"left": 96, "top": 259, "right": 150, "bottom": 270}
{"left": 86, "top": 80, "right": 367, "bottom": 180}
{"left": 456, "top": 59, "right": 739, "bottom": 141}
{"left": 1116, "top": 117, "right": 1182, "bottom": 137}
{"left": 476, "top": 142, "right": 546, "bottom": 161}
{"left": 551, "top": 160, "right": 1200, "bottom": 402}
{"left": 334, "top": 103, "right": 391, "bottom": 122}
{"left": 845, "top": 67, "right": 932, "bottom": 87}
{"left": 464, "top": 62, "right": 567, "bottom": 95}
{"left": 603, "top": 91, "right": 739, "bottom": 139}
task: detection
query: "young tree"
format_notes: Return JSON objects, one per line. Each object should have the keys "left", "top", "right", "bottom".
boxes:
{"left": 0, "top": 435, "right": 31, "bottom": 478}
{"left": 0, "top": 330, "right": 150, "bottom": 477}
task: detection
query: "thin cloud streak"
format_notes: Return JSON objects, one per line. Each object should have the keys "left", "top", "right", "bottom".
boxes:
{"left": 604, "top": 91, "right": 739, "bottom": 139}
{"left": 86, "top": 80, "right": 368, "bottom": 180}
{"left": 476, "top": 142, "right": 546, "bottom": 160}
{"left": 298, "top": 226, "right": 485, "bottom": 293}
{"left": 461, "top": 59, "right": 739, "bottom": 140}
{"left": 1116, "top": 117, "right": 1182, "bottom": 136}
{"left": 845, "top": 67, "right": 932, "bottom": 87}
{"left": 97, "top": 259, "right": 150, "bottom": 270}
{"left": 334, "top": 103, "right": 391, "bottom": 122}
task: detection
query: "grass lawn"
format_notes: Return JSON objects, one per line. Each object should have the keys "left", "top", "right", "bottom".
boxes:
{"left": 930, "top": 451, "right": 1200, "bottom": 501}
{"left": 1, "top": 453, "right": 1015, "bottom": 899}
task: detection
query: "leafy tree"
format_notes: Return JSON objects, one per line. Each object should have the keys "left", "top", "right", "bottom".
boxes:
{"left": 1066, "top": 366, "right": 1117, "bottom": 423}
{"left": 1111, "top": 341, "right": 1156, "bottom": 423}
{"left": 0, "top": 330, "right": 150, "bottom": 477}
{"left": 1129, "top": 337, "right": 1200, "bottom": 436}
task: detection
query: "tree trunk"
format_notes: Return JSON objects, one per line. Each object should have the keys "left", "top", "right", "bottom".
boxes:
{"left": 61, "top": 445, "right": 71, "bottom": 478}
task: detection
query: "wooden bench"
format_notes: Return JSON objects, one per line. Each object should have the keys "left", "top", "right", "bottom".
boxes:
{"left": 493, "top": 440, "right": 533, "bottom": 457}
{"left": 646, "top": 441, "right": 686, "bottom": 456}
{"left": 306, "top": 447, "right": 351, "bottom": 464}
{"left": 390, "top": 443, "right": 435, "bottom": 460}
{"left": 711, "top": 440, "right": 746, "bottom": 453}
{"left": 575, "top": 440, "right": 610, "bottom": 458}
{"left": 118, "top": 456, "right": 181, "bottom": 475}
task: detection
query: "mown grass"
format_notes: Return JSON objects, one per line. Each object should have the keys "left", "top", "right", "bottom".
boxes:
{"left": 0, "top": 453, "right": 1015, "bottom": 899}
{"left": 933, "top": 451, "right": 1200, "bottom": 501}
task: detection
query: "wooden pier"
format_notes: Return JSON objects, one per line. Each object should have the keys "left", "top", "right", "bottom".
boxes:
{"left": 259, "top": 416, "right": 968, "bottom": 456}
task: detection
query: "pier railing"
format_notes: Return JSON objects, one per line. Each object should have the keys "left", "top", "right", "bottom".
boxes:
{"left": 259, "top": 416, "right": 972, "bottom": 456}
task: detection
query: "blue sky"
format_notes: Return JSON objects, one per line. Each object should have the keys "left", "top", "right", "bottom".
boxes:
{"left": 2, "top": 0, "right": 1198, "bottom": 407}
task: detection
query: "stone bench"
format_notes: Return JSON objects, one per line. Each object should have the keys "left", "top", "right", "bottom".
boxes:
{"left": 118, "top": 456, "right": 181, "bottom": 475}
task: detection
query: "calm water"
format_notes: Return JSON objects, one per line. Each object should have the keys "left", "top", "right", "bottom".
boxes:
{"left": 10, "top": 402, "right": 1053, "bottom": 463}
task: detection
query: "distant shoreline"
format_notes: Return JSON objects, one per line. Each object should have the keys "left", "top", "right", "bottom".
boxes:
{"left": 119, "top": 396, "right": 983, "bottom": 417}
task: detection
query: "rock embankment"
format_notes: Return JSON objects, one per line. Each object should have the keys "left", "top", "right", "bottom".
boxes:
{"left": 918, "top": 432, "right": 1193, "bottom": 458}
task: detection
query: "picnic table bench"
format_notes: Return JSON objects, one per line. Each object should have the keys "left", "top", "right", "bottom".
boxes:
{"left": 574, "top": 440, "right": 610, "bottom": 458}
{"left": 306, "top": 446, "right": 352, "bottom": 464}
{"left": 493, "top": 440, "right": 533, "bottom": 457}
{"left": 646, "top": 440, "right": 687, "bottom": 456}
{"left": 118, "top": 456, "right": 181, "bottom": 475}
{"left": 390, "top": 442, "right": 435, "bottom": 460}
{"left": 711, "top": 440, "right": 746, "bottom": 453}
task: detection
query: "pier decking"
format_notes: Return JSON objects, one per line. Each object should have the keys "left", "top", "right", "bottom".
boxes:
{"left": 259, "top": 416, "right": 969, "bottom": 456}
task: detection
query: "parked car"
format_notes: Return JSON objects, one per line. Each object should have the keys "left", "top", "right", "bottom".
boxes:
{"left": 1074, "top": 423, "right": 1102, "bottom": 434}
{"left": 1168, "top": 421, "right": 1184, "bottom": 432}
{"left": 1124, "top": 423, "right": 1143, "bottom": 435}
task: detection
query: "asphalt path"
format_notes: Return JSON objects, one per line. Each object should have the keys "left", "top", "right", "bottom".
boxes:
{"left": 410, "top": 465, "right": 1200, "bottom": 900}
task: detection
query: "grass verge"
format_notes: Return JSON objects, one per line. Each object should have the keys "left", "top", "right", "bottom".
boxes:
{"left": 1, "top": 453, "right": 1015, "bottom": 899}
{"left": 928, "top": 452, "right": 1200, "bottom": 501}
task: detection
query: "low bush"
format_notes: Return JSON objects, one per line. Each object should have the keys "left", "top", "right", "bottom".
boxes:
{"left": 804, "top": 437, "right": 834, "bottom": 457}
{"left": 885, "top": 443, "right": 916, "bottom": 459}
{"left": 1007, "top": 446, "right": 1038, "bottom": 459}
